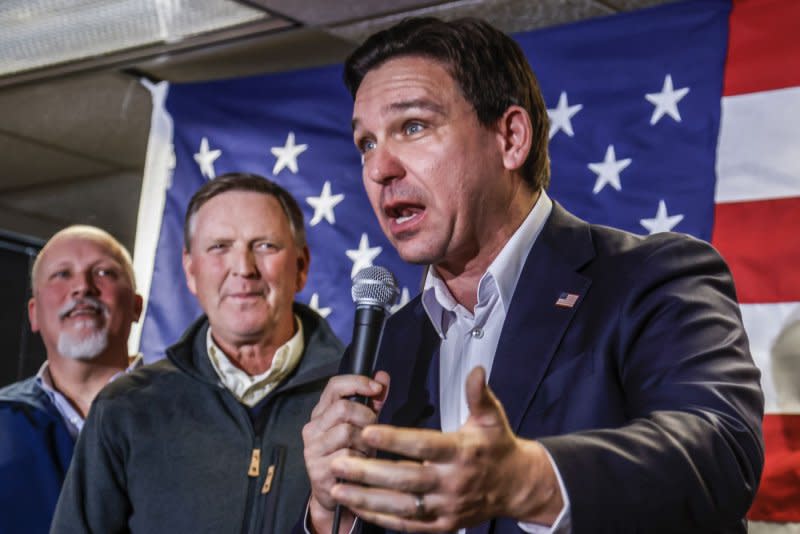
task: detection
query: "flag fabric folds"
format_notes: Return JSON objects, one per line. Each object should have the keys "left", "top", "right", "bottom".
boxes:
{"left": 714, "top": 0, "right": 800, "bottom": 529}
{"left": 133, "top": 0, "right": 799, "bottom": 527}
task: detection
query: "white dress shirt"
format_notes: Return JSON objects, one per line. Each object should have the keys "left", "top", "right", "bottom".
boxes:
{"left": 421, "top": 191, "right": 571, "bottom": 533}
{"left": 36, "top": 354, "right": 143, "bottom": 439}
{"left": 206, "top": 315, "right": 304, "bottom": 406}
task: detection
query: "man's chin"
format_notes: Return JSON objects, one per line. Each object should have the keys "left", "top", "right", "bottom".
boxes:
{"left": 395, "top": 245, "right": 440, "bottom": 266}
{"left": 216, "top": 318, "right": 283, "bottom": 346}
{"left": 57, "top": 329, "right": 109, "bottom": 360}
{"left": 231, "top": 324, "right": 272, "bottom": 342}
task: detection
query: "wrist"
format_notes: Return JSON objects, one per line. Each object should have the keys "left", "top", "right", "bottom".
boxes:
{"left": 308, "top": 496, "right": 333, "bottom": 534}
{"left": 506, "top": 439, "right": 563, "bottom": 526}
{"left": 309, "top": 497, "right": 355, "bottom": 534}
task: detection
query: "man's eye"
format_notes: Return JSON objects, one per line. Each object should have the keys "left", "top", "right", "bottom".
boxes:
{"left": 51, "top": 270, "right": 70, "bottom": 279}
{"left": 404, "top": 122, "right": 424, "bottom": 135}
{"left": 357, "top": 138, "right": 376, "bottom": 154}
{"left": 208, "top": 243, "right": 227, "bottom": 252}
{"left": 254, "top": 242, "right": 276, "bottom": 251}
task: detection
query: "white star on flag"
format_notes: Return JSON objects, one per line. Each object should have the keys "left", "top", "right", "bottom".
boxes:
{"left": 306, "top": 181, "right": 345, "bottom": 226}
{"left": 639, "top": 199, "right": 684, "bottom": 234}
{"left": 308, "top": 293, "right": 332, "bottom": 319}
{"left": 547, "top": 91, "right": 583, "bottom": 139}
{"left": 345, "top": 233, "right": 382, "bottom": 278}
{"left": 193, "top": 137, "right": 221, "bottom": 179}
{"left": 270, "top": 132, "right": 308, "bottom": 175}
{"left": 645, "top": 74, "right": 690, "bottom": 125}
{"left": 390, "top": 287, "right": 411, "bottom": 314}
{"left": 587, "top": 145, "right": 632, "bottom": 194}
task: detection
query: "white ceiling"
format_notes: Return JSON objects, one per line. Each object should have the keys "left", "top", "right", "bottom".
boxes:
{"left": 0, "top": 0, "right": 674, "bottom": 251}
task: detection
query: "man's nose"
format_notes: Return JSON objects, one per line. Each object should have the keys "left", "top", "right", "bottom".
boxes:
{"left": 72, "top": 271, "right": 99, "bottom": 297}
{"left": 231, "top": 247, "right": 258, "bottom": 278}
{"left": 365, "top": 143, "right": 405, "bottom": 185}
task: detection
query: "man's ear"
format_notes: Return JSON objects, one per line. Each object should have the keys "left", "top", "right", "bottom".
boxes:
{"left": 182, "top": 249, "right": 198, "bottom": 296}
{"left": 132, "top": 294, "right": 144, "bottom": 322}
{"left": 28, "top": 297, "right": 39, "bottom": 333}
{"left": 496, "top": 105, "right": 533, "bottom": 173}
{"left": 296, "top": 245, "right": 310, "bottom": 293}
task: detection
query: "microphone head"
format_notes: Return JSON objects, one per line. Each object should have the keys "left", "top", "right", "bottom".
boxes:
{"left": 351, "top": 265, "right": 399, "bottom": 310}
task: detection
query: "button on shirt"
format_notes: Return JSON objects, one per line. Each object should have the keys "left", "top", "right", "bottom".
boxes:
{"left": 207, "top": 315, "right": 304, "bottom": 407}
{"left": 421, "top": 191, "right": 570, "bottom": 534}
{"left": 36, "top": 354, "right": 143, "bottom": 440}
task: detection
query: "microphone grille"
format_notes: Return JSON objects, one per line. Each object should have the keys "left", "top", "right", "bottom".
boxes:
{"left": 351, "top": 265, "right": 399, "bottom": 309}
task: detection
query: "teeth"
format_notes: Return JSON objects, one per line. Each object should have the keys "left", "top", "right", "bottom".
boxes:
{"left": 70, "top": 308, "right": 99, "bottom": 317}
{"left": 395, "top": 213, "right": 416, "bottom": 224}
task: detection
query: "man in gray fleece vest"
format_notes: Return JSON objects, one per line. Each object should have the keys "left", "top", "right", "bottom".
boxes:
{"left": 52, "top": 173, "right": 344, "bottom": 533}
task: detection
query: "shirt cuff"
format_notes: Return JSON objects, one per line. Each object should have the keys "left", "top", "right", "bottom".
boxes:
{"left": 303, "top": 501, "right": 359, "bottom": 534}
{"left": 516, "top": 447, "right": 571, "bottom": 534}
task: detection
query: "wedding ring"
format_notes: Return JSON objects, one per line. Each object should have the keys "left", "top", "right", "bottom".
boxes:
{"left": 414, "top": 493, "right": 426, "bottom": 518}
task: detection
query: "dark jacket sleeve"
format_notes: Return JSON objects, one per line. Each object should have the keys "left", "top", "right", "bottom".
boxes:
{"left": 540, "top": 236, "right": 764, "bottom": 533}
{"left": 0, "top": 402, "right": 73, "bottom": 534}
{"left": 50, "top": 397, "right": 132, "bottom": 533}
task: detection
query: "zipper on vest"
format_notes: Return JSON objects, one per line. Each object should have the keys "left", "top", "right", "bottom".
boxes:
{"left": 261, "top": 464, "right": 275, "bottom": 494}
{"left": 248, "top": 448, "right": 261, "bottom": 477}
{"left": 253, "top": 445, "right": 286, "bottom": 533}
{"left": 241, "top": 442, "right": 261, "bottom": 534}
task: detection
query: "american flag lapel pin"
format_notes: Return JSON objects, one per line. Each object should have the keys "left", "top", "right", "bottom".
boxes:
{"left": 555, "top": 292, "right": 579, "bottom": 308}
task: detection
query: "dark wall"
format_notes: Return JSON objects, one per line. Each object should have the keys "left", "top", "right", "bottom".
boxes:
{"left": 0, "top": 231, "right": 45, "bottom": 388}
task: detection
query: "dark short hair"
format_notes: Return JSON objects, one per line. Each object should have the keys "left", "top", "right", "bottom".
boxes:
{"left": 183, "top": 173, "right": 306, "bottom": 251}
{"left": 344, "top": 17, "right": 550, "bottom": 191}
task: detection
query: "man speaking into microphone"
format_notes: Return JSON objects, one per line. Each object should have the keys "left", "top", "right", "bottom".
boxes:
{"left": 300, "top": 17, "right": 764, "bottom": 534}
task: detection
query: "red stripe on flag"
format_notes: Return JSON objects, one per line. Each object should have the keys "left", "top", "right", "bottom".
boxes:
{"left": 712, "top": 198, "right": 800, "bottom": 303}
{"left": 748, "top": 414, "right": 800, "bottom": 522}
{"left": 724, "top": 0, "right": 800, "bottom": 96}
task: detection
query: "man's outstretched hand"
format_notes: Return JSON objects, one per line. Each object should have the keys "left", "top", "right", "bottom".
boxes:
{"left": 327, "top": 366, "right": 564, "bottom": 532}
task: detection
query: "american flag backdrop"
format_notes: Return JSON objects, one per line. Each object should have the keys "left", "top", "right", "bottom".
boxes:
{"left": 131, "top": 0, "right": 800, "bottom": 527}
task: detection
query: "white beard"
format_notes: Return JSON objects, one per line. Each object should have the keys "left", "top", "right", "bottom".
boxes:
{"left": 57, "top": 326, "right": 109, "bottom": 360}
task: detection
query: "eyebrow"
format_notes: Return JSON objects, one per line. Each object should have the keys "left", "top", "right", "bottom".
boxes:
{"left": 46, "top": 261, "right": 71, "bottom": 272}
{"left": 203, "top": 234, "right": 282, "bottom": 245}
{"left": 352, "top": 98, "right": 446, "bottom": 132}
{"left": 46, "top": 258, "right": 121, "bottom": 272}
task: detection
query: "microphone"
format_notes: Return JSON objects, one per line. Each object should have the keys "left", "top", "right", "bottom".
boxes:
{"left": 347, "top": 265, "right": 399, "bottom": 389}
{"left": 332, "top": 266, "right": 398, "bottom": 534}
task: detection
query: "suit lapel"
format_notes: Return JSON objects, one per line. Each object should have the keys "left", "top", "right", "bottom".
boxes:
{"left": 489, "top": 202, "right": 594, "bottom": 433}
{"left": 379, "top": 302, "right": 441, "bottom": 430}
{"left": 462, "top": 205, "right": 596, "bottom": 534}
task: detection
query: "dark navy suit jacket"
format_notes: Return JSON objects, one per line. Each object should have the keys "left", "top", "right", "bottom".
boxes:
{"left": 360, "top": 203, "right": 764, "bottom": 534}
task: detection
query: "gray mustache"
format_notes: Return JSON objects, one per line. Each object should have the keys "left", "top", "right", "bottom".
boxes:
{"left": 58, "top": 297, "right": 109, "bottom": 320}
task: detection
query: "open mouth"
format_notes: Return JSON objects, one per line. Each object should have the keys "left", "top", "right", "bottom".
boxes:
{"left": 385, "top": 202, "right": 425, "bottom": 226}
{"left": 60, "top": 303, "right": 105, "bottom": 320}
{"left": 67, "top": 307, "right": 101, "bottom": 317}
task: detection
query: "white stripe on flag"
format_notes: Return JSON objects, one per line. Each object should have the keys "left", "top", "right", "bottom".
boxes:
{"left": 716, "top": 86, "right": 800, "bottom": 204}
{"left": 129, "top": 80, "right": 173, "bottom": 355}
{"left": 740, "top": 301, "right": 800, "bottom": 414}
{"left": 748, "top": 521, "right": 800, "bottom": 534}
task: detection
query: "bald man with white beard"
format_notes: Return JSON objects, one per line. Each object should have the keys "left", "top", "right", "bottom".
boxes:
{"left": 0, "top": 225, "right": 143, "bottom": 534}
